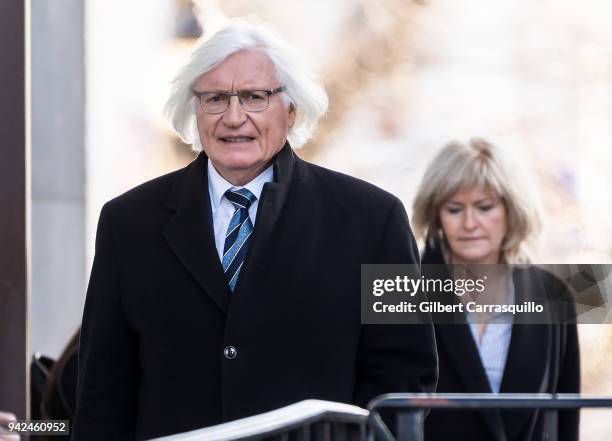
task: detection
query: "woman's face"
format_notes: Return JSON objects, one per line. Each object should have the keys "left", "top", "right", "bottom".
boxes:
{"left": 438, "top": 185, "right": 508, "bottom": 264}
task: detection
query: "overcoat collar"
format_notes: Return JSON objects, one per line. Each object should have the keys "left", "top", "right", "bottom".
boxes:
{"left": 162, "top": 142, "right": 296, "bottom": 314}
{"left": 230, "top": 142, "right": 296, "bottom": 296}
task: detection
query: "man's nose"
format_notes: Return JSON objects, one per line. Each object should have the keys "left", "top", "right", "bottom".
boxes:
{"left": 222, "top": 96, "right": 247, "bottom": 127}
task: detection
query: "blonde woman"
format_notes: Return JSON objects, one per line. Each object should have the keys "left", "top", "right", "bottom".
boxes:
{"left": 412, "top": 138, "right": 579, "bottom": 441}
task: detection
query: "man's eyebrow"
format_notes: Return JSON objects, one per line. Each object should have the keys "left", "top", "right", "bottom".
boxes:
{"left": 194, "top": 87, "right": 271, "bottom": 93}
{"left": 193, "top": 89, "right": 229, "bottom": 93}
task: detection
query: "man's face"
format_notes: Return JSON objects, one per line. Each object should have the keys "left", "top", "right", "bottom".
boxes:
{"left": 193, "top": 49, "right": 295, "bottom": 185}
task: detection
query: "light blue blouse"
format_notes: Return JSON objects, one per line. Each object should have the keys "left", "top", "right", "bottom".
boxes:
{"left": 467, "top": 274, "right": 515, "bottom": 393}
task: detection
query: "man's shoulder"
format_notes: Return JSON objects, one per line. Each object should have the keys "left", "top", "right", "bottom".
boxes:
{"left": 297, "top": 158, "right": 399, "bottom": 207}
{"left": 102, "top": 164, "right": 188, "bottom": 216}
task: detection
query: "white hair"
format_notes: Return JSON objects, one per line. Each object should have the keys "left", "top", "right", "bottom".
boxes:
{"left": 164, "top": 19, "right": 329, "bottom": 150}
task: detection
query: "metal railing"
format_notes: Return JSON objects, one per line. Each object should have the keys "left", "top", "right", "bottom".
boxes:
{"left": 151, "top": 399, "right": 368, "bottom": 441}
{"left": 367, "top": 393, "right": 612, "bottom": 441}
{"left": 151, "top": 394, "right": 612, "bottom": 441}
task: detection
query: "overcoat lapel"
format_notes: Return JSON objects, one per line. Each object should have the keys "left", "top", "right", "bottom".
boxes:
{"left": 499, "top": 269, "right": 551, "bottom": 441}
{"left": 163, "top": 153, "right": 231, "bottom": 313}
{"left": 436, "top": 324, "right": 507, "bottom": 441}
{"left": 232, "top": 142, "right": 296, "bottom": 296}
{"left": 428, "top": 261, "right": 507, "bottom": 441}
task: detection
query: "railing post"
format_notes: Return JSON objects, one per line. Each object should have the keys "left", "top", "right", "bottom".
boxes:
{"left": 396, "top": 410, "right": 424, "bottom": 441}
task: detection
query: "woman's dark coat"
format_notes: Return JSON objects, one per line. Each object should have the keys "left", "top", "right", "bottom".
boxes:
{"left": 422, "top": 243, "right": 580, "bottom": 441}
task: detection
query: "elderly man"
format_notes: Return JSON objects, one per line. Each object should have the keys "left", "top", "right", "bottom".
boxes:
{"left": 72, "top": 21, "right": 437, "bottom": 440}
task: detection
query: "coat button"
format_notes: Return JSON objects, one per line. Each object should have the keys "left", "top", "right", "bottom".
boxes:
{"left": 224, "top": 346, "right": 237, "bottom": 359}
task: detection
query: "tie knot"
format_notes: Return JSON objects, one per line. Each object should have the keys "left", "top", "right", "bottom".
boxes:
{"left": 225, "top": 188, "right": 257, "bottom": 210}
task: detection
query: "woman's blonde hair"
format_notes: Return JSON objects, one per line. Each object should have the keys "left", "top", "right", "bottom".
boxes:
{"left": 412, "top": 138, "right": 541, "bottom": 263}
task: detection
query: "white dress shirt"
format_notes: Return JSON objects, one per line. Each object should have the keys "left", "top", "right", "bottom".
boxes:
{"left": 467, "top": 273, "right": 515, "bottom": 393}
{"left": 207, "top": 160, "right": 273, "bottom": 260}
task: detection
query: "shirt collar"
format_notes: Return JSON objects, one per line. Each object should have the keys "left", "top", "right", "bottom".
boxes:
{"left": 207, "top": 159, "right": 274, "bottom": 212}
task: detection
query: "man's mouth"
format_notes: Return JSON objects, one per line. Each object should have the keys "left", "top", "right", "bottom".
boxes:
{"left": 219, "top": 136, "right": 255, "bottom": 143}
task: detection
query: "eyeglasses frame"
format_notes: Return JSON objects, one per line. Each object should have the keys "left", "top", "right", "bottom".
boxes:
{"left": 193, "top": 86, "right": 287, "bottom": 114}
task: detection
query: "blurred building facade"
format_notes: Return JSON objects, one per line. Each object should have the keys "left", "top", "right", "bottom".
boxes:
{"left": 31, "top": 0, "right": 86, "bottom": 360}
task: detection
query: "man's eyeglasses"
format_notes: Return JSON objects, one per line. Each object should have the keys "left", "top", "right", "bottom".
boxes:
{"left": 193, "top": 86, "right": 286, "bottom": 114}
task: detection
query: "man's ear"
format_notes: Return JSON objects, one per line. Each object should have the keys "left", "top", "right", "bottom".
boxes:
{"left": 288, "top": 103, "right": 296, "bottom": 128}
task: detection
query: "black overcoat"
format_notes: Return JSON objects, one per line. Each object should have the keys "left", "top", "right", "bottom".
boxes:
{"left": 72, "top": 144, "right": 438, "bottom": 440}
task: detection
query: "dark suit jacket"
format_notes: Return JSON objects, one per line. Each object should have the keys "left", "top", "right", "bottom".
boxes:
{"left": 72, "top": 144, "right": 438, "bottom": 440}
{"left": 422, "top": 246, "right": 580, "bottom": 441}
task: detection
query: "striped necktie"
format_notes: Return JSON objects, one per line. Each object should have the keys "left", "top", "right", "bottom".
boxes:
{"left": 222, "top": 188, "right": 257, "bottom": 292}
